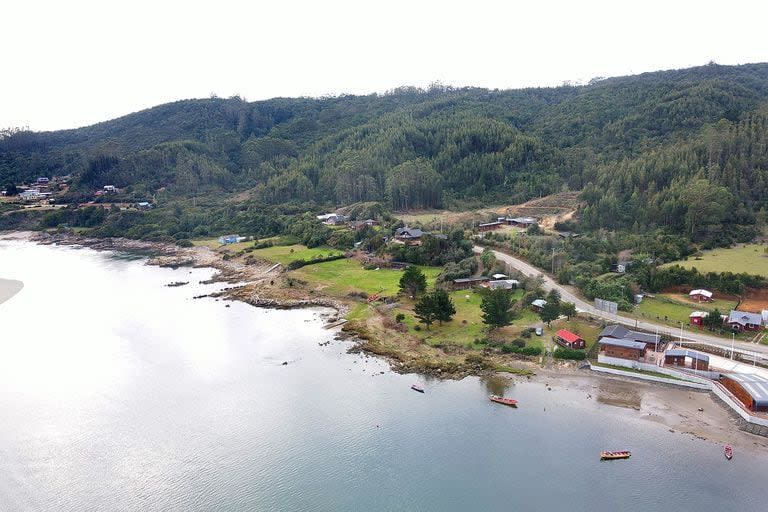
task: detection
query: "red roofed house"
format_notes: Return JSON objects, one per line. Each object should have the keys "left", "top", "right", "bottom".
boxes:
{"left": 555, "top": 329, "right": 585, "bottom": 349}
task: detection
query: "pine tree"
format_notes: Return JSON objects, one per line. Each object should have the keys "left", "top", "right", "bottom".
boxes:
{"left": 480, "top": 288, "right": 517, "bottom": 329}
{"left": 414, "top": 293, "right": 437, "bottom": 329}
{"left": 432, "top": 288, "right": 456, "bottom": 325}
{"left": 399, "top": 265, "right": 427, "bottom": 297}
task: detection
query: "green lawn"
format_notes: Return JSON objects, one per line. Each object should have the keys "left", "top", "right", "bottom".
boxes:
{"left": 250, "top": 244, "right": 345, "bottom": 265}
{"left": 664, "top": 243, "right": 768, "bottom": 277}
{"left": 658, "top": 293, "right": 737, "bottom": 313}
{"left": 293, "top": 258, "right": 441, "bottom": 297}
{"left": 635, "top": 296, "right": 701, "bottom": 325}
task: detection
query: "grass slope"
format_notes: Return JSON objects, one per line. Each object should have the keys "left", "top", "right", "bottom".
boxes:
{"left": 665, "top": 243, "right": 768, "bottom": 277}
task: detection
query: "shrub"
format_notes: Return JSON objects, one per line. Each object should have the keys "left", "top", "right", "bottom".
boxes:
{"left": 553, "top": 347, "right": 586, "bottom": 360}
{"left": 395, "top": 313, "right": 405, "bottom": 323}
{"left": 512, "top": 338, "right": 526, "bottom": 348}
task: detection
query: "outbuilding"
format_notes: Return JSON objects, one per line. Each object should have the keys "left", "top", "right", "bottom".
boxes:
{"left": 720, "top": 373, "right": 768, "bottom": 412}
{"left": 478, "top": 221, "right": 503, "bottom": 232}
{"left": 664, "top": 349, "right": 710, "bottom": 371}
{"left": 598, "top": 338, "right": 646, "bottom": 361}
{"left": 452, "top": 276, "right": 490, "bottom": 290}
{"left": 555, "top": 329, "right": 585, "bottom": 349}
{"left": 531, "top": 299, "right": 547, "bottom": 311}
{"left": 689, "top": 311, "right": 709, "bottom": 328}
{"left": 488, "top": 279, "right": 519, "bottom": 290}
{"left": 689, "top": 289, "right": 713, "bottom": 302}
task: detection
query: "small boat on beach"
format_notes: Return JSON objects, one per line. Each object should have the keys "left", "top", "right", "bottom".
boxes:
{"left": 600, "top": 451, "right": 631, "bottom": 460}
{"left": 489, "top": 395, "right": 517, "bottom": 406}
{"left": 411, "top": 384, "right": 424, "bottom": 393}
{"left": 724, "top": 444, "right": 733, "bottom": 460}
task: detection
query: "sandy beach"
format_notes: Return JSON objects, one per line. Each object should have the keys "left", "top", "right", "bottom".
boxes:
{"left": 0, "top": 278, "right": 23, "bottom": 306}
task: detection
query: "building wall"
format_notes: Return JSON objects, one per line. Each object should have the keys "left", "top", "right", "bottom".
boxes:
{"left": 721, "top": 378, "right": 757, "bottom": 411}
{"left": 601, "top": 345, "right": 643, "bottom": 360}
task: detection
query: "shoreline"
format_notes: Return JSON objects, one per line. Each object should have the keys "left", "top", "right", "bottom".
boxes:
{"left": 5, "top": 230, "right": 768, "bottom": 450}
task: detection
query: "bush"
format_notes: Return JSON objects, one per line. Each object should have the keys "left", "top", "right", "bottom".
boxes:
{"left": 176, "top": 239, "right": 193, "bottom": 247}
{"left": 512, "top": 338, "right": 526, "bottom": 348}
{"left": 395, "top": 313, "right": 405, "bottom": 323}
{"left": 500, "top": 344, "right": 542, "bottom": 356}
{"left": 286, "top": 254, "right": 346, "bottom": 270}
{"left": 553, "top": 347, "right": 587, "bottom": 360}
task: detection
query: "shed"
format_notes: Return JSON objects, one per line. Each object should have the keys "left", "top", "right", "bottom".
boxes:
{"left": 452, "top": 276, "right": 490, "bottom": 290}
{"left": 664, "top": 348, "right": 710, "bottom": 371}
{"left": 531, "top": 299, "right": 547, "bottom": 311}
{"left": 555, "top": 329, "right": 585, "bottom": 349}
{"left": 689, "top": 289, "right": 713, "bottom": 302}
{"left": 491, "top": 274, "right": 508, "bottom": 280}
{"left": 598, "top": 338, "right": 646, "bottom": 360}
{"left": 689, "top": 311, "right": 708, "bottom": 327}
{"left": 720, "top": 373, "right": 768, "bottom": 412}
{"left": 478, "top": 221, "right": 503, "bottom": 232}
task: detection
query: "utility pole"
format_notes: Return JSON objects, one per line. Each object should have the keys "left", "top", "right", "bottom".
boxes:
{"left": 731, "top": 332, "right": 735, "bottom": 360}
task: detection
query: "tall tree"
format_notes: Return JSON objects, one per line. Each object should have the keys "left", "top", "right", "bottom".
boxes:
{"left": 481, "top": 288, "right": 517, "bottom": 329}
{"left": 399, "top": 265, "right": 427, "bottom": 297}
{"left": 414, "top": 293, "right": 437, "bottom": 330}
{"left": 431, "top": 288, "right": 456, "bottom": 325}
{"left": 539, "top": 301, "right": 560, "bottom": 327}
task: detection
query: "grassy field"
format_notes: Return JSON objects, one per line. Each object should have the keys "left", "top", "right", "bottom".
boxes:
{"left": 293, "top": 258, "right": 441, "bottom": 297}
{"left": 249, "top": 244, "right": 344, "bottom": 265}
{"left": 658, "top": 293, "right": 737, "bottom": 313}
{"left": 665, "top": 243, "right": 768, "bottom": 277}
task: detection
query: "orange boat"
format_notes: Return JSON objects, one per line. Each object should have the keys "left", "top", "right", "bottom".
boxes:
{"left": 600, "top": 451, "right": 631, "bottom": 460}
{"left": 489, "top": 395, "right": 518, "bottom": 406}
{"left": 724, "top": 445, "right": 733, "bottom": 460}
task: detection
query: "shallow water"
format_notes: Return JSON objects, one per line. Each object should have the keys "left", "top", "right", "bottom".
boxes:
{"left": 0, "top": 240, "right": 766, "bottom": 511}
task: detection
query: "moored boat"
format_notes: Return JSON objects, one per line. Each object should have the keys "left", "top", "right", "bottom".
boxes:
{"left": 600, "top": 451, "right": 631, "bottom": 460}
{"left": 411, "top": 384, "right": 424, "bottom": 393}
{"left": 489, "top": 395, "right": 517, "bottom": 406}
{"left": 724, "top": 444, "right": 733, "bottom": 460}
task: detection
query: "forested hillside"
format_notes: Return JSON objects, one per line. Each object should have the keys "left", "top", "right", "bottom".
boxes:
{"left": 3, "top": 62, "right": 768, "bottom": 243}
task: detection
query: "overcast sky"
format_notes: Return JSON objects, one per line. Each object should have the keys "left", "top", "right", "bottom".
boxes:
{"left": 4, "top": 0, "right": 768, "bottom": 131}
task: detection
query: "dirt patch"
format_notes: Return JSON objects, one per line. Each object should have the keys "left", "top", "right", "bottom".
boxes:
{"left": 739, "top": 287, "right": 768, "bottom": 312}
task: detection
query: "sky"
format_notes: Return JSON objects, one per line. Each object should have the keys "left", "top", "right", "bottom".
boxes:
{"left": 3, "top": 0, "right": 768, "bottom": 131}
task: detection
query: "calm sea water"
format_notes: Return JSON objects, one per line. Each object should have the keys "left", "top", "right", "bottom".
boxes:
{"left": 0, "top": 240, "right": 766, "bottom": 511}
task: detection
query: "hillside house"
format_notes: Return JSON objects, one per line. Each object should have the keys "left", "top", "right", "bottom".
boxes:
{"left": 664, "top": 349, "right": 710, "bottom": 371}
{"left": 689, "top": 289, "right": 713, "bottom": 302}
{"left": 349, "top": 219, "right": 378, "bottom": 230}
{"left": 689, "top": 311, "right": 709, "bottom": 328}
{"left": 36, "top": 177, "right": 49, "bottom": 184}
{"left": 394, "top": 227, "right": 424, "bottom": 244}
{"left": 103, "top": 185, "right": 116, "bottom": 193}
{"left": 727, "top": 310, "right": 763, "bottom": 331}
{"left": 555, "top": 329, "right": 585, "bottom": 349}
{"left": 531, "top": 299, "right": 547, "bottom": 311}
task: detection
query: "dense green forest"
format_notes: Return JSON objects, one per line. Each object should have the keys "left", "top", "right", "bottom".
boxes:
{"left": 3, "top": 62, "right": 768, "bottom": 244}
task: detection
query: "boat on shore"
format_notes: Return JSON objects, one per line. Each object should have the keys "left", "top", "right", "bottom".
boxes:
{"left": 411, "top": 384, "right": 424, "bottom": 393}
{"left": 489, "top": 395, "right": 517, "bottom": 406}
{"left": 600, "top": 451, "right": 631, "bottom": 460}
{"left": 724, "top": 445, "right": 733, "bottom": 460}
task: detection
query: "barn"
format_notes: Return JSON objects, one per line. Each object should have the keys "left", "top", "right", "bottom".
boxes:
{"left": 598, "top": 338, "right": 646, "bottom": 361}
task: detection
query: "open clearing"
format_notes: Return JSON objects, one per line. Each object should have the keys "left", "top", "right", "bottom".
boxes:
{"left": 665, "top": 243, "right": 768, "bottom": 277}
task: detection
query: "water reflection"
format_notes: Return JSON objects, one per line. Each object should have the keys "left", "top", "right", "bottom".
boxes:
{"left": 482, "top": 374, "right": 512, "bottom": 396}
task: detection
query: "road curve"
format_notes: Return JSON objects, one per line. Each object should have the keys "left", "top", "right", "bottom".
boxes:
{"left": 474, "top": 245, "right": 768, "bottom": 359}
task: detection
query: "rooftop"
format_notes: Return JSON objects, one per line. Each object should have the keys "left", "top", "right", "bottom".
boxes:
{"left": 453, "top": 276, "right": 490, "bottom": 284}
{"left": 728, "top": 310, "right": 763, "bottom": 326}
{"left": 689, "top": 289, "right": 713, "bottom": 298}
{"left": 556, "top": 329, "right": 584, "bottom": 343}
{"left": 599, "top": 337, "right": 647, "bottom": 351}
{"left": 666, "top": 348, "right": 710, "bottom": 363}
{"left": 723, "top": 373, "right": 768, "bottom": 407}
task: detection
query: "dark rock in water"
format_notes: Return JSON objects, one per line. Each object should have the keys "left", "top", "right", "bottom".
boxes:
{"left": 166, "top": 281, "right": 189, "bottom": 287}
{"left": 225, "top": 304, "right": 231, "bottom": 308}
{"left": 282, "top": 361, "right": 288, "bottom": 366}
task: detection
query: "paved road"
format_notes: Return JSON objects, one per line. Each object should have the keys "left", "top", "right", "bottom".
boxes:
{"left": 474, "top": 245, "right": 768, "bottom": 360}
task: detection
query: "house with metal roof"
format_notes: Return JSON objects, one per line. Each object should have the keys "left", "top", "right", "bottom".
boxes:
{"left": 599, "top": 324, "right": 661, "bottom": 348}
{"left": 720, "top": 373, "right": 768, "bottom": 412}
{"left": 488, "top": 279, "right": 519, "bottom": 290}
{"left": 531, "top": 299, "right": 547, "bottom": 311}
{"left": 555, "top": 329, "right": 585, "bottom": 349}
{"left": 598, "top": 337, "right": 647, "bottom": 362}
{"left": 727, "top": 310, "right": 763, "bottom": 331}
{"left": 451, "top": 276, "right": 490, "bottom": 290}
{"left": 689, "top": 289, "right": 713, "bottom": 302}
